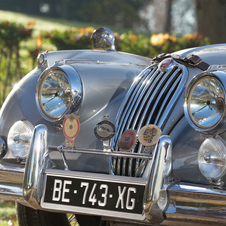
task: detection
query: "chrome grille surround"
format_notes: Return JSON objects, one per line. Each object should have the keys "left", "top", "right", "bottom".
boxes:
{"left": 111, "top": 60, "right": 188, "bottom": 177}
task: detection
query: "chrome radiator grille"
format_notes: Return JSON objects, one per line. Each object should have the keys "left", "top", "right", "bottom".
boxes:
{"left": 111, "top": 63, "right": 187, "bottom": 177}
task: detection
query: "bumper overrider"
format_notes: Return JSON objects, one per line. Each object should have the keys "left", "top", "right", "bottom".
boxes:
{"left": 1, "top": 125, "right": 226, "bottom": 224}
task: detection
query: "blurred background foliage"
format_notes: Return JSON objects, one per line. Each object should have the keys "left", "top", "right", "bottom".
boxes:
{"left": 0, "top": 17, "right": 209, "bottom": 107}
{"left": 0, "top": 0, "right": 225, "bottom": 107}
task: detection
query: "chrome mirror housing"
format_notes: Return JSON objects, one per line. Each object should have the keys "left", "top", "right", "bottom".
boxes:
{"left": 91, "top": 27, "right": 115, "bottom": 51}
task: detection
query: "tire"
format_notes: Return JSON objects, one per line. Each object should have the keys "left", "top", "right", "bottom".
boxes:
{"left": 16, "top": 202, "right": 70, "bottom": 226}
{"left": 16, "top": 202, "right": 107, "bottom": 226}
{"left": 76, "top": 214, "right": 107, "bottom": 226}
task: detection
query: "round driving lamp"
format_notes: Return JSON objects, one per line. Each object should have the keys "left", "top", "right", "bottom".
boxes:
{"left": 7, "top": 120, "right": 34, "bottom": 159}
{"left": 184, "top": 71, "right": 226, "bottom": 134}
{"left": 198, "top": 137, "right": 226, "bottom": 180}
{"left": 36, "top": 65, "right": 83, "bottom": 122}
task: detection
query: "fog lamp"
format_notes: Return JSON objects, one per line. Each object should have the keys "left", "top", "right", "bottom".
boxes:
{"left": 198, "top": 137, "right": 226, "bottom": 180}
{"left": 7, "top": 120, "right": 34, "bottom": 159}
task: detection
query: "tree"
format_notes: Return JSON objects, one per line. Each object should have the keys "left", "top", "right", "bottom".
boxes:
{"left": 194, "top": 0, "right": 226, "bottom": 44}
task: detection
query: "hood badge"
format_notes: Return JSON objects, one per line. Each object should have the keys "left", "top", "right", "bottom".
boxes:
{"left": 63, "top": 114, "right": 80, "bottom": 147}
{"left": 138, "top": 125, "right": 161, "bottom": 147}
{"left": 119, "top": 129, "right": 137, "bottom": 152}
{"left": 94, "top": 120, "right": 115, "bottom": 141}
{"left": 159, "top": 58, "right": 173, "bottom": 70}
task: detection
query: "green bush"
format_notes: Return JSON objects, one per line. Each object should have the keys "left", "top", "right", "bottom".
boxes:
{"left": 0, "top": 21, "right": 33, "bottom": 105}
{"left": 0, "top": 21, "right": 210, "bottom": 105}
{"left": 42, "top": 28, "right": 210, "bottom": 58}
{"left": 42, "top": 27, "right": 95, "bottom": 50}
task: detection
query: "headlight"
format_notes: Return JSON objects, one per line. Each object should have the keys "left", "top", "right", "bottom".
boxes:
{"left": 7, "top": 120, "right": 34, "bottom": 159}
{"left": 184, "top": 72, "right": 226, "bottom": 133}
{"left": 198, "top": 137, "right": 226, "bottom": 181}
{"left": 36, "top": 65, "right": 82, "bottom": 122}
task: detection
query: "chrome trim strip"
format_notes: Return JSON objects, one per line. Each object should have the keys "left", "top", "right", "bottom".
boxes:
{"left": 52, "top": 145, "right": 153, "bottom": 160}
{"left": 143, "top": 135, "right": 172, "bottom": 224}
{"left": 23, "top": 124, "right": 53, "bottom": 209}
{"left": 166, "top": 182, "right": 226, "bottom": 224}
{"left": 0, "top": 162, "right": 25, "bottom": 174}
{"left": 0, "top": 183, "right": 23, "bottom": 199}
{"left": 55, "top": 59, "right": 148, "bottom": 67}
{"left": 44, "top": 169, "right": 147, "bottom": 184}
{"left": 0, "top": 162, "right": 24, "bottom": 202}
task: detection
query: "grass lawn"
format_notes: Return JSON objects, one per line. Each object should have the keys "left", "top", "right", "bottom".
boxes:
{"left": 0, "top": 200, "right": 17, "bottom": 226}
{"left": 0, "top": 200, "right": 79, "bottom": 226}
{"left": 0, "top": 10, "right": 147, "bottom": 36}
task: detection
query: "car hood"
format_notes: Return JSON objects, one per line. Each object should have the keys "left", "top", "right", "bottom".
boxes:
{"left": 175, "top": 43, "right": 226, "bottom": 65}
{"left": 0, "top": 50, "right": 151, "bottom": 160}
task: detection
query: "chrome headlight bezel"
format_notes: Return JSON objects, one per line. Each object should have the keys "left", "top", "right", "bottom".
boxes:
{"left": 36, "top": 65, "right": 83, "bottom": 122}
{"left": 184, "top": 71, "right": 226, "bottom": 134}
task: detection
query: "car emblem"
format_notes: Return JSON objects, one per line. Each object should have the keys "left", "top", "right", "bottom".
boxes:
{"left": 138, "top": 125, "right": 161, "bottom": 147}
{"left": 159, "top": 58, "right": 173, "bottom": 70}
{"left": 94, "top": 120, "right": 115, "bottom": 141}
{"left": 63, "top": 114, "right": 80, "bottom": 147}
{"left": 119, "top": 129, "right": 137, "bottom": 152}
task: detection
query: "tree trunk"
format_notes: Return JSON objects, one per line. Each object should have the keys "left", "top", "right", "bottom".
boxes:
{"left": 164, "top": 0, "right": 173, "bottom": 33}
{"left": 194, "top": 0, "right": 226, "bottom": 44}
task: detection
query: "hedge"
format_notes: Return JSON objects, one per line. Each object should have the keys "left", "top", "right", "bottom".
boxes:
{"left": 0, "top": 22, "right": 210, "bottom": 105}
{"left": 42, "top": 27, "right": 210, "bottom": 58}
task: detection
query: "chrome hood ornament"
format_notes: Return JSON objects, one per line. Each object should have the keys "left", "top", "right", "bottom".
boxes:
{"left": 91, "top": 27, "right": 115, "bottom": 51}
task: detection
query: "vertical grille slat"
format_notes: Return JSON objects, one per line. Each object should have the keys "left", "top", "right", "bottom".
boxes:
{"left": 125, "top": 70, "right": 164, "bottom": 131}
{"left": 111, "top": 63, "right": 187, "bottom": 177}
{"left": 114, "top": 68, "right": 158, "bottom": 148}
{"left": 143, "top": 68, "right": 182, "bottom": 129}
{"left": 135, "top": 68, "right": 178, "bottom": 132}
{"left": 154, "top": 74, "right": 182, "bottom": 126}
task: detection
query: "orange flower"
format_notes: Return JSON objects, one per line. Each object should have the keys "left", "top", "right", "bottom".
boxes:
{"left": 36, "top": 36, "right": 43, "bottom": 49}
{"left": 129, "top": 34, "right": 138, "bottom": 42}
{"left": 150, "top": 33, "right": 177, "bottom": 46}
{"left": 85, "top": 26, "right": 95, "bottom": 34}
{"left": 26, "top": 22, "right": 36, "bottom": 26}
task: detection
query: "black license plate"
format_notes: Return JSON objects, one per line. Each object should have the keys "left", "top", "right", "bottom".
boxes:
{"left": 43, "top": 174, "right": 145, "bottom": 215}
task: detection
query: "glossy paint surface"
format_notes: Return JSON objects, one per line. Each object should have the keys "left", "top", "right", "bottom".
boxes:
{"left": 0, "top": 50, "right": 150, "bottom": 173}
{"left": 1, "top": 45, "right": 226, "bottom": 183}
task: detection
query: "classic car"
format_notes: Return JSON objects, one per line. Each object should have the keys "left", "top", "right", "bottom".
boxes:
{"left": 0, "top": 27, "right": 226, "bottom": 226}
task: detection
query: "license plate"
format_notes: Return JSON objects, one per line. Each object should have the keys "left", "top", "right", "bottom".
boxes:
{"left": 41, "top": 170, "right": 146, "bottom": 219}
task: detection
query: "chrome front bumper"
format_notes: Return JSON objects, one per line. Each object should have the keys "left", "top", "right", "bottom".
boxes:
{"left": 1, "top": 125, "right": 226, "bottom": 224}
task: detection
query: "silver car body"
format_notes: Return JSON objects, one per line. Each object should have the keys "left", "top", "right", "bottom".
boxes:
{"left": 1, "top": 34, "right": 226, "bottom": 225}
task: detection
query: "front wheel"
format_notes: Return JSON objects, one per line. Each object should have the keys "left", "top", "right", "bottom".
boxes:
{"left": 16, "top": 202, "right": 107, "bottom": 226}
